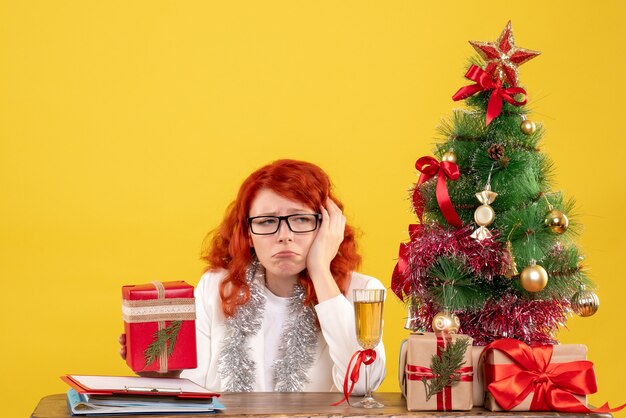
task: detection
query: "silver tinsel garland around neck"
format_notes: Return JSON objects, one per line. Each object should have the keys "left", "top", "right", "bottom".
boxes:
{"left": 218, "top": 259, "right": 319, "bottom": 392}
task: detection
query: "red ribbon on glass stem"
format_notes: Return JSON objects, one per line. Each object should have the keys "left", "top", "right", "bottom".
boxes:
{"left": 331, "top": 349, "right": 376, "bottom": 406}
{"left": 452, "top": 65, "right": 527, "bottom": 126}
{"left": 415, "top": 156, "right": 462, "bottom": 228}
{"left": 483, "top": 338, "right": 626, "bottom": 413}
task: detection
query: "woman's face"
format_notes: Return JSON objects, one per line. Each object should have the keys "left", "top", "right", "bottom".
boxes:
{"left": 248, "top": 188, "right": 319, "bottom": 281}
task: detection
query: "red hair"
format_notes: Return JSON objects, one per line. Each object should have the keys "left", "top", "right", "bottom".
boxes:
{"left": 201, "top": 159, "right": 361, "bottom": 317}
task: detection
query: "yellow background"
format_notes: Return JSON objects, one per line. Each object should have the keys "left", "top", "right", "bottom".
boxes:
{"left": 2, "top": 1, "right": 625, "bottom": 416}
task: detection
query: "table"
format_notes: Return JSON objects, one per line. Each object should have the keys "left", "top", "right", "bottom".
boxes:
{"left": 31, "top": 392, "right": 612, "bottom": 418}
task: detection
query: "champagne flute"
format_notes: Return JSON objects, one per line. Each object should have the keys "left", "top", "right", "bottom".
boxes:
{"left": 352, "top": 288, "right": 385, "bottom": 408}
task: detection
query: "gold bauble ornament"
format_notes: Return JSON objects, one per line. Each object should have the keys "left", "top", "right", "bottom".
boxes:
{"left": 519, "top": 261, "right": 548, "bottom": 292}
{"left": 544, "top": 209, "right": 569, "bottom": 234}
{"left": 431, "top": 311, "right": 460, "bottom": 333}
{"left": 520, "top": 119, "right": 536, "bottom": 135}
{"left": 571, "top": 288, "right": 600, "bottom": 317}
{"left": 441, "top": 150, "right": 457, "bottom": 164}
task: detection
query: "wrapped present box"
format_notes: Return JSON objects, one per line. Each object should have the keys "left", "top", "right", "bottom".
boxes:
{"left": 400, "top": 332, "right": 473, "bottom": 411}
{"left": 471, "top": 346, "right": 485, "bottom": 407}
{"left": 483, "top": 339, "right": 593, "bottom": 412}
{"left": 122, "top": 281, "right": 197, "bottom": 373}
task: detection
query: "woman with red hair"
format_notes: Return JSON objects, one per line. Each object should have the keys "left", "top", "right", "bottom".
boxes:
{"left": 122, "top": 159, "right": 386, "bottom": 393}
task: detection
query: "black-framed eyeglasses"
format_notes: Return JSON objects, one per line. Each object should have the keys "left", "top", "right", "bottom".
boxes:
{"left": 247, "top": 213, "right": 322, "bottom": 235}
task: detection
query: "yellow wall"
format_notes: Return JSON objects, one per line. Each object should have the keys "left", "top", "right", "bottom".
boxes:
{"left": 2, "top": 2, "right": 625, "bottom": 416}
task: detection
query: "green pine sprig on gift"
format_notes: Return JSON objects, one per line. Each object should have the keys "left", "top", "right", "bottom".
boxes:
{"left": 143, "top": 320, "right": 182, "bottom": 369}
{"left": 422, "top": 338, "right": 471, "bottom": 402}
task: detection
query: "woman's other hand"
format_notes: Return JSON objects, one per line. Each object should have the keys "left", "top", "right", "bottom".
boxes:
{"left": 119, "top": 333, "right": 127, "bottom": 360}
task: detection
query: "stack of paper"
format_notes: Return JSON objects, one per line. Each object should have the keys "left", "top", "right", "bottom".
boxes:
{"left": 61, "top": 374, "right": 224, "bottom": 415}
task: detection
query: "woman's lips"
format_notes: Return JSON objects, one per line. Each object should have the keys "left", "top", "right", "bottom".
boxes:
{"left": 273, "top": 251, "right": 298, "bottom": 258}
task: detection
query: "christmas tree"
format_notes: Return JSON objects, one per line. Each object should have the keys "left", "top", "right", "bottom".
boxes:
{"left": 392, "top": 21, "right": 600, "bottom": 346}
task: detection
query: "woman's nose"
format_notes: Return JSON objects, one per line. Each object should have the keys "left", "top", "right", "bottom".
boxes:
{"left": 276, "top": 219, "right": 293, "bottom": 241}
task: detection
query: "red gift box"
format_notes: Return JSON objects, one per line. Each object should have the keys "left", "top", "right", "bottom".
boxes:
{"left": 482, "top": 339, "right": 593, "bottom": 412}
{"left": 122, "top": 281, "right": 197, "bottom": 373}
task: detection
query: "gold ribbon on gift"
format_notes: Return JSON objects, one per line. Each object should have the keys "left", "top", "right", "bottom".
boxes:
{"left": 122, "top": 281, "right": 195, "bottom": 373}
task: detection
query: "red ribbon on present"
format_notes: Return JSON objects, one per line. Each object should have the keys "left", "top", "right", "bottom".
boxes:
{"left": 415, "top": 156, "right": 462, "bottom": 228}
{"left": 405, "top": 334, "right": 472, "bottom": 411}
{"left": 452, "top": 65, "right": 528, "bottom": 126}
{"left": 483, "top": 338, "right": 626, "bottom": 413}
{"left": 331, "top": 349, "right": 377, "bottom": 406}
{"left": 406, "top": 365, "right": 473, "bottom": 410}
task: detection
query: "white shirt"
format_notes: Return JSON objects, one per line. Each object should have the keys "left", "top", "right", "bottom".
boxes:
{"left": 262, "top": 286, "right": 289, "bottom": 390}
{"left": 181, "top": 269, "right": 386, "bottom": 393}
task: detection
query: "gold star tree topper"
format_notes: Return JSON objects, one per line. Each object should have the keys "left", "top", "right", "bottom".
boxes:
{"left": 469, "top": 21, "right": 541, "bottom": 87}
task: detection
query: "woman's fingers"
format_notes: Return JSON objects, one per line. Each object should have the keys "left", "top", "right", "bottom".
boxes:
{"left": 325, "top": 198, "right": 345, "bottom": 235}
{"left": 119, "top": 333, "right": 127, "bottom": 360}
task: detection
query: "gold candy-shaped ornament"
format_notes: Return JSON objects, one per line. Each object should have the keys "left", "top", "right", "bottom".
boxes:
{"left": 471, "top": 184, "right": 498, "bottom": 240}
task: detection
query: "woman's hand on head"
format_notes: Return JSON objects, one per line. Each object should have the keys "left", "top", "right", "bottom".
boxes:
{"left": 306, "top": 198, "right": 345, "bottom": 277}
{"left": 118, "top": 333, "right": 182, "bottom": 378}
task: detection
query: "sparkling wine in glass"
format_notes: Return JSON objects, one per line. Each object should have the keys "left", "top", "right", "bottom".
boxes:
{"left": 352, "top": 288, "right": 385, "bottom": 408}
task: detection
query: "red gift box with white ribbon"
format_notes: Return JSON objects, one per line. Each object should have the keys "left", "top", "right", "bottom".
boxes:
{"left": 122, "top": 281, "right": 197, "bottom": 373}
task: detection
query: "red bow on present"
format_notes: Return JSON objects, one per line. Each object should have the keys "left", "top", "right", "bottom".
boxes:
{"left": 452, "top": 65, "right": 527, "bottom": 125}
{"left": 331, "top": 349, "right": 376, "bottom": 406}
{"left": 415, "top": 156, "right": 462, "bottom": 228}
{"left": 483, "top": 339, "right": 626, "bottom": 413}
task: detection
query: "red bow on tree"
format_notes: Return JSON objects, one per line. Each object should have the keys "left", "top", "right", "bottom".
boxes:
{"left": 391, "top": 224, "right": 423, "bottom": 299}
{"left": 414, "top": 156, "right": 462, "bottom": 228}
{"left": 452, "top": 65, "right": 527, "bottom": 125}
